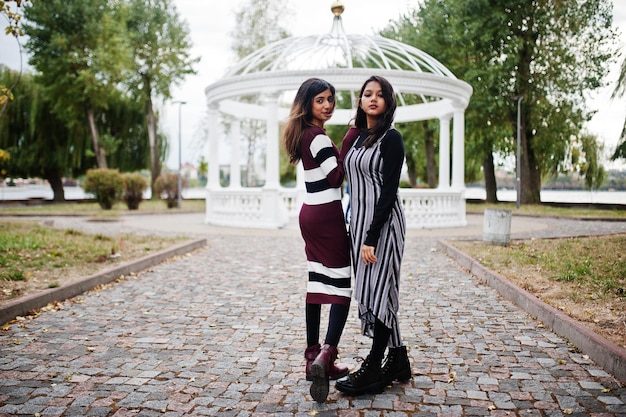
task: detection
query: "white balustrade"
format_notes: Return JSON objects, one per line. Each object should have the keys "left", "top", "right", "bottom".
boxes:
{"left": 206, "top": 187, "right": 466, "bottom": 229}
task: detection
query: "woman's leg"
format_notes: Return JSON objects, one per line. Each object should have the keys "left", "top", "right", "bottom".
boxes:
{"left": 370, "top": 318, "right": 391, "bottom": 364}
{"left": 310, "top": 303, "right": 350, "bottom": 403}
{"left": 306, "top": 303, "right": 321, "bottom": 347}
{"left": 304, "top": 303, "right": 322, "bottom": 382}
{"left": 324, "top": 303, "right": 349, "bottom": 346}
{"left": 381, "top": 315, "right": 412, "bottom": 385}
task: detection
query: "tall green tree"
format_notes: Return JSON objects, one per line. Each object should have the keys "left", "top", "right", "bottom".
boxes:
{"left": 386, "top": 0, "right": 617, "bottom": 203}
{"left": 22, "top": 0, "right": 132, "bottom": 169}
{"left": 0, "top": 65, "right": 149, "bottom": 200}
{"left": 123, "top": 0, "right": 199, "bottom": 196}
{"left": 0, "top": 67, "right": 90, "bottom": 200}
{"left": 381, "top": 3, "right": 506, "bottom": 195}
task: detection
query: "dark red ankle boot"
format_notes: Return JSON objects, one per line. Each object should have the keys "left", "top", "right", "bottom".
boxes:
{"left": 309, "top": 344, "right": 348, "bottom": 403}
{"left": 304, "top": 344, "right": 321, "bottom": 382}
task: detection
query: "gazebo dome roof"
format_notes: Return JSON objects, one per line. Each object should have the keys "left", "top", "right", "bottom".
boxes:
{"left": 205, "top": 1, "right": 471, "bottom": 124}
{"left": 225, "top": 3, "right": 455, "bottom": 79}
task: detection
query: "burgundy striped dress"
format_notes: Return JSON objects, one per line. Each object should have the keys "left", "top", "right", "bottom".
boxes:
{"left": 299, "top": 126, "right": 352, "bottom": 306}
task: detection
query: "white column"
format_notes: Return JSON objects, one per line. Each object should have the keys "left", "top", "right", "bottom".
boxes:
{"left": 207, "top": 104, "right": 220, "bottom": 190}
{"left": 257, "top": 92, "right": 288, "bottom": 228}
{"left": 229, "top": 117, "right": 241, "bottom": 189}
{"left": 451, "top": 106, "right": 465, "bottom": 191}
{"left": 263, "top": 93, "right": 280, "bottom": 189}
{"left": 438, "top": 115, "right": 451, "bottom": 189}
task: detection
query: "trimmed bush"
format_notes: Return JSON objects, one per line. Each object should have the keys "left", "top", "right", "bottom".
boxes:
{"left": 122, "top": 173, "right": 148, "bottom": 210}
{"left": 83, "top": 168, "right": 123, "bottom": 210}
{"left": 154, "top": 172, "right": 184, "bottom": 208}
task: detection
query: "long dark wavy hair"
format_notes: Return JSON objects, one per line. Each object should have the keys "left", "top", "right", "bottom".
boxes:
{"left": 282, "top": 78, "right": 336, "bottom": 164}
{"left": 353, "top": 75, "right": 397, "bottom": 148}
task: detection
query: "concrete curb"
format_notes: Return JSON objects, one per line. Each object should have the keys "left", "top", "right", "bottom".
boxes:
{"left": 0, "top": 238, "right": 207, "bottom": 325}
{"left": 437, "top": 239, "right": 626, "bottom": 384}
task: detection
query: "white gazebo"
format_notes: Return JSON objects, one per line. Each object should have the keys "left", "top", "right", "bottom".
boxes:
{"left": 204, "top": 1, "right": 473, "bottom": 229}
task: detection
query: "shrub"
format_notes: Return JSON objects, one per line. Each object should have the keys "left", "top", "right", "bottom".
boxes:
{"left": 153, "top": 172, "right": 185, "bottom": 208}
{"left": 122, "top": 173, "right": 148, "bottom": 210}
{"left": 83, "top": 168, "right": 123, "bottom": 210}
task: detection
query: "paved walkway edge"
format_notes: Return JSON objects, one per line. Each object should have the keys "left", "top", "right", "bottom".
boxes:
{"left": 0, "top": 238, "right": 207, "bottom": 326}
{"left": 437, "top": 239, "right": 626, "bottom": 384}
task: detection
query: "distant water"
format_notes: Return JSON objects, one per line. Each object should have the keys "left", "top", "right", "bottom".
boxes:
{"left": 465, "top": 188, "right": 626, "bottom": 205}
{"left": 1, "top": 184, "right": 625, "bottom": 205}
{"left": 0, "top": 185, "right": 203, "bottom": 201}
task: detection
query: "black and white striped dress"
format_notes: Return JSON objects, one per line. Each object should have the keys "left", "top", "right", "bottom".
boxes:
{"left": 299, "top": 126, "right": 352, "bottom": 306}
{"left": 344, "top": 127, "right": 406, "bottom": 346}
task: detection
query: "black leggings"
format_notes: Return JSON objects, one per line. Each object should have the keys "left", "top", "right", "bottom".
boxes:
{"left": 369, "top": 318, "right": 391, "bottom": 365}
{"left": 306, "top": 303, "right": 350, "bottom": 348}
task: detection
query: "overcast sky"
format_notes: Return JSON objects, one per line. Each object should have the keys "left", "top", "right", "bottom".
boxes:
{"left": 1, "top": 0, "right": 625, "bottom": 170}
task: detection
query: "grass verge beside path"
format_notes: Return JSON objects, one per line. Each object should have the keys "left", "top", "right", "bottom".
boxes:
{"left": 453, "top": 203, "right": 625, "bottom": 350}
{"left": 0, "top": 218, "right": 190, "bottom": 307}
{"left": 0, "top": 199, "right": 205, "bottom": 218}
{"left": 467, "top": 201, "right": 626, "bottom": 219}
{"left": 450, "top": 235, "right": 625, "bottom": 350}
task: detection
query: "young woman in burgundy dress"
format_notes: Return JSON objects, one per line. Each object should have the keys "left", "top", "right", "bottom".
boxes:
{"left": 282, "top": 78, "right": 353, "bottom": 403}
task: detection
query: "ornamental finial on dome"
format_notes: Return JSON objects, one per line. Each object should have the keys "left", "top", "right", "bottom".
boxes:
{"left": 331, "top": 1, "right": 344, "bottom": 16}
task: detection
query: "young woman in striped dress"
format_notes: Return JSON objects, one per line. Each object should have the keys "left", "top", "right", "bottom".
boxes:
{"left": 282, "top": 78, "right": 353, "bottom": 403}
{"left": 335, "top": 75, "right": 412, "bottom": 396}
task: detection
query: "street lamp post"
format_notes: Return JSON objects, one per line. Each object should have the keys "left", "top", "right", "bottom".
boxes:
{"left": 173, "top": 100, "right": 186, "bottom": 209}
{"left": 513, "top": 95, "right": 524, "bottom": 209}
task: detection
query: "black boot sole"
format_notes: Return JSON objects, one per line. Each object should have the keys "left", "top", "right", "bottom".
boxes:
{"left": 309, "top": 362, "right": 329, "bottom": 403}
{"left": 383, "top": 367, "right": 412, "bottom": 386}
{"left": 335, "top": 379, "right": 384, "bottom": 396}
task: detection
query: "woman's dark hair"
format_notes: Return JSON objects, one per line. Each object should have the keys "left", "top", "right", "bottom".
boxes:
{"left": 354, "top": 75, "right": 397, "bottom": 148}
{"left": 282, "top": 78, "right": 336, "bottom": 164}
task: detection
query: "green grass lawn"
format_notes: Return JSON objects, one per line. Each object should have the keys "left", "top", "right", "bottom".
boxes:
{"left": 0, "top": 198, "right": 205, "bottom": 218}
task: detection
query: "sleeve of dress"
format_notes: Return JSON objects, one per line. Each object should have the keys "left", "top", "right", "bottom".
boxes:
{"left": 338, "top": 127, "right": 360, "bottom": 165}
{"left": 364, "top": 129, "right": 405, "bottom": 247}
{"left": 309, "top": 128, "right": 344, "bottom": 188}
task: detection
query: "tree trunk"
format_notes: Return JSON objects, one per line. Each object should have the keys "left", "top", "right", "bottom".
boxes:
{"left": 525, "top": 138, "right": 542, "bottom": 204}
{"left": 44, "top": 168, "right": 65, "bottom": 202}
{"left": 425, "top": 129, "right": 437, "bottom": 188}
{"left": 146, "top": 94, "right": 160, "bottom": 200}
{"left": 87, "top": 107, "right": 107, "bottom": 169}
{"left": 518, "top": 106, "right": 541, "bottom": 204}
{"left": 483, "top": 151, "right": 498, "bottom": 203}
{"left": 517, "top": 31, "right": 541, "bottom": 205}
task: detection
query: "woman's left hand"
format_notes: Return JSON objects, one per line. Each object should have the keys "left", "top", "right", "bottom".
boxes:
{"left": 361, "top": 245, "right": 377, "bottom": 264}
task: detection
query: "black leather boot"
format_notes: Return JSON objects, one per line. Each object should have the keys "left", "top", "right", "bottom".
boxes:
{"left": 381, "top": 346, "right": 412, "bottom": 386}
{"left": 335, "top": 355, "right": 384, "bottom": 396}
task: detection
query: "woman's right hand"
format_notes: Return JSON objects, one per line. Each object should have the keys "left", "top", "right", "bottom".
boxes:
{"left": 361, "top": 244, "right": 377, "bottom": 265}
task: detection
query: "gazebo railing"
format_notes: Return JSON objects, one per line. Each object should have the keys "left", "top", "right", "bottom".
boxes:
{"left": 206, "top": 187, "right": 466, "bottom": 229}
